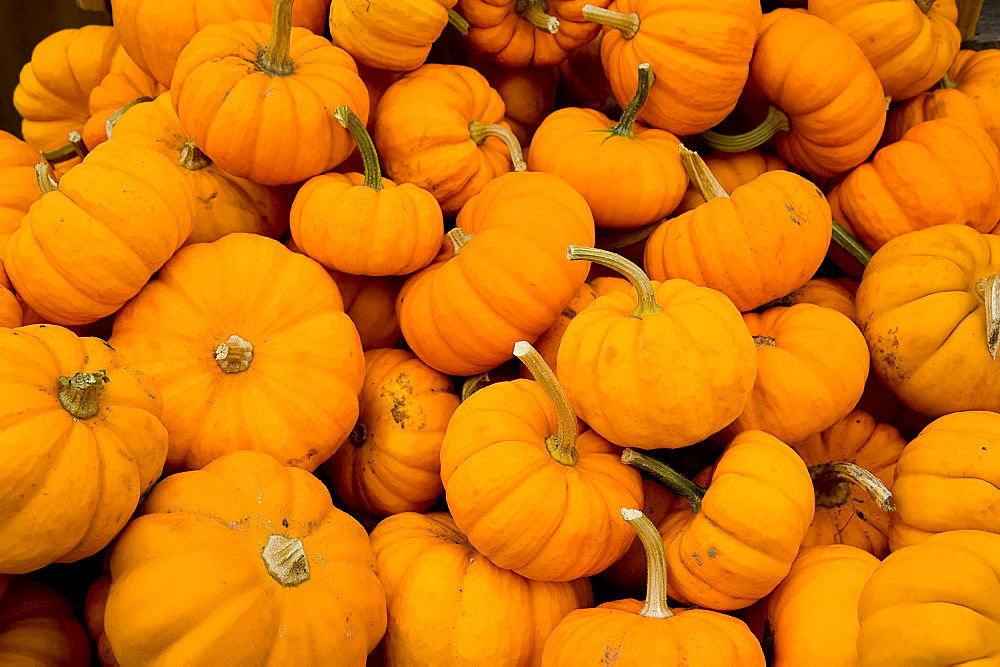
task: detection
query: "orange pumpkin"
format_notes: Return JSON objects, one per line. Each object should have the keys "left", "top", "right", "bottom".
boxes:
{"left": 109, "top": 233, "right": 365, "bottom": 472}
{"left": 475, "top": 59, "right": 560, "bottom": 146}
{"left": 329, "top": 271, "right": 403, "bottom": 350}
{"left": 0, "top": 579, "right": 91, "bottom": 665}
{"left": 85, "top": 574, "right": 119, "bottom": 666}
{"left": 673, "top": 148, "right": 788, "bottom": 216}
{"left": 0, "top": 131, "right": 45, "bottom": 255}
{"left": 82, "top": 53, "right": 166, "bottom": 151}
{"left": 170, "top": 0, "right": 370, "bottom": 185}
{"left": 0, "top": 273, "right": 21, "bottom": 329}
{"left": 773, "top": 277, "right": 858, "bottom": 323}
{"left": 104, "top": 450, "right": 387, "bottom": 664}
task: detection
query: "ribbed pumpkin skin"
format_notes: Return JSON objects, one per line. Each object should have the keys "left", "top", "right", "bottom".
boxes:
{"left": 857, "top": 530, "right": 1000, "bottom": 665}
{"left": 111, "top": 0, "right": 328, "bottom": 86}
{"left": 330, "top": 0, "right": 457, "bottom": 72}
{"left": 0, "top": 579, "right": 91, "bottom": 665}
{"left": 3, "top": 140, "right": 196, "bottom": 326}
{"left": 778, "top": 277, "right": 858, "bottom": 323}
{"left": 85, "top": 575, "right": 118, "bottom": 667}
{"left": 855, "top": 225, "right": 1000, "bottom": 416}
{"left": 397, "top": 171, "right": 595, "bottom": 376}
{"left": 109, "top": 233, "right": 365, "bottom": 473}
{"left": 808, "top": 0, "right": 960, "bottom": 100}
{"left": 597, "top": 0, "right": 762, "bottom": 135}
{"left": 104, "top": 451, "right": 387, "bottom": 666}
{"left": 0, "top": 283, "right": 20, "bottom": 329}
{"left": 372, "top": 512, "right": 593, "bottom": 665}
{"left": 750, "top": 9, "right": 886, "bottom": 177}
{"left": 83, "top": 54, "right": 167, "bottom": 151}
{"left": 0, "top": 324, "right": 167, "bottom": 574}
{"left": 644, "top": 170, "right": 832, "bottom": 312}
{"left": 673, "top": 149, "right": 788, "bottom": 215}
{"left": 0, "top": 131, "right": 44, "bottom": 254}
{"left": 330, "top": 271, "right": 403, "bottom": 350}
{"left": 830, "top": 118, "right": 1000, "bottom": 251}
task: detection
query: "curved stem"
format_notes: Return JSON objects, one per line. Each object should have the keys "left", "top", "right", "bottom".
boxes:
{"left": 262, "top": 534, "right": 310, "bottom": 586}
{"left": 41, "top": 131, "right": 88, "bottom": 164}
{"left": 753, "top": 335, "right": 776, "bottom": 348}
{"left": 621, "top": 448, "right": 705, "bottom": 513}
{"left": 468, "top": 122, "right": 526, "bottom": 172}
{"left": 513, "top": 341, "right": 578, "bottom": 466}
{"left": 447, "top": 227, "right": 473, "bottom": 257}
{"left": 975, "top": 274, "right": 1000, "bottom": 359}
{"left": 566, "top": 245, "right": 661, "bottom": 318}
{"left": 517, "top": 0, "right": 559, "bottom": 33}
{"left": 179, "top": 140, "right": 211, "bottom": 171}
{"left": 58, "top": 370, "right": 109, "bottom": 419}
{"left": 581, "top": 4, "right": 640, "bottom": 39}
{"left": 461, "top": 372, "right": 492, "bottom": 401}
{"left": 335, "top": 105, "right": 382, "bottom": 191}
{"left": 810, "top": 462, "right": 896, "bottom": 511}
{"left": 831, "top": 220, "right": 872, "bottom": 268}
{"left": 104, "top": 96, "right": 155, "bottom": 139}
{"left": 35, "top": 163, "right": 59, "bottom": 194}
{"left": 215, "top": 334, "right": 254, "bottom": 373}
{"left": 447, "top": 8, "right": 471, "bottom": 35}
{"left": 679, "top": 145, "right": 728, "bottom": 201}
{"left": 700, "top": 106, "right": 791, "bottom": 153}
{"left": 939, "top": 72, "right": 957, "bottom": 89}
{"left": 621, "top": 508, "right": 672, "bottom": 619}
{"left": 611, "top": 63, "right": 653, "bottom": 139}
{"left": 260, "top": 0, "right": 295, "bottom": 76}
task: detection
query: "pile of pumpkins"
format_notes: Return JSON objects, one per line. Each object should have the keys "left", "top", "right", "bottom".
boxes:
{"left": 2, "top": 0, "right": 1000, "bottom": 663}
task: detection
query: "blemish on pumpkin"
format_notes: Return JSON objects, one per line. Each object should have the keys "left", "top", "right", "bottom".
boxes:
{"left": 707, "top": 548, "right": 718, "bottom": 558}
{"left": 601, "top": 645, "right": 621, "bottom": 666}
{"left": 282, "top": 518, "right": 289, "bottom": 528}
{"left": 605, "top": 347, "right": 618, "bottom": 362}
{"left": 691, "top": 552, "right": 702, "bottom": 566}
{"left": 856, "top": 510, "right": 865, "bottom": 520}
{"left": 560, "top": 307, "right": 577, "bottom": 318}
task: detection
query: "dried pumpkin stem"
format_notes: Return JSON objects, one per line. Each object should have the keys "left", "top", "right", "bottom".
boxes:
{"left": 41, "top": 131, "right": 88, "bottom": 164}
{"left": 260, "top": 0, "right": 295, "bottom": 76}
{"left": 461, "top": 372, "right": 492, "bottom": 401}
{"left": 831, "top": 220, "right": 872, "bottom": 268}
{"left": 809, "top": 462, "right": 896, "bottom": 511}
{"left": 262, "top": 534, "right": 310, "bottom": 586}
{"left": 753, "top": 336, "right": 776, "bottom": 348}
{"left": 621, "top": 508, "right": 672, "bottom": 619}
{"left": 913, "top": 0, "right": 935, "bottom": 13}
{"left": 447, "top": 8, "right": 471, "bottom": 35}
{"left": 348, "top": 421, "right": 368, "bottom": 447}
{"left": 35, "top": 162, "right": 59, "bottom": 194}
{"left": 513, "top": 340, "right": 578, "bottom": 466}
{"left": 679, "top": 145, "right": 728, "bottom": 201}
{"left": 468, "top": 121, "right": 527, "bottom": 172}
{"left": 335, "top": 105, "right": 383, "bottom": 191}
{"left": 517, "top": 0, "right": 560, "bottom": 33}
{"left": 939, "top": 72, "right": 957, "bottom": 89}
{"left": 567, "top": 245, "right": 662, "bottom": 318}
{"left": 215, "top": 334, "right": 254, "bottom": 373}
{"left": 447, "top": 227, "right": 474, "bottom": 256}
{"left": 581, "top": 4, "right": 640, "bottom": 39}
{"left": 58, "top": 370, "right": 110, "bottom": 420}
{"left": 622, "top": 448, "right": 706, "bottom": 513}
{"left": 611, "top": 63, "right": 653, "bottom": 139}
{"left": 104, "top": 96, "right": 156, "bottom": 139}
{"left": 179, "top": 140, "right": 211, "bottom": 171}
{"left": 700, "top": 105, "right": 791, "bottom": 153}
{"left": 975, "top": 274, "right": 1000, "bottom": 359}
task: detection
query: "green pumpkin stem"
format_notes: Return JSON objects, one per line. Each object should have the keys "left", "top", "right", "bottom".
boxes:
{"left": 809, "top": 462, "right": 896, "bottom": 511}
{"left": 567, "top": 245, "right": 662, "bottom": 318}
{"left": 700, "top": 105, "right": 791, "bottom": 153}
{"left": 41, "top": 131, "right": 88, "bottom": 164}
{"left": 447, "top": 8, "right": 471, "bottom": 35}
{"left": 517, "top": 0, "right": 560, "bottom": 33}
{"left": 581, "top": 4, "right": 640, "bottom": 39}
{"left": 35, "top": 163, "right": 59, "bottom": 194}
{"left": 58, "top": 370, "right": 110, "bottom": 419}
{"left": 939, "top": 72, "right": 957, "bottom": 89}
{"left": 513, "top": 341, "right": 578, "bottom": 466}
{"left": 262, "top": 534, "right": 310, "bottom": 586}
{"left": 335, "top": 105, "right": 383, "bottom": 191}
{"left": 461, "top": 372, "right": 493, "bottom": 401}
{"left": 104, "top": 96, "right": 156, "bottom": 140}
{"left": 679, "top": 145, "right": 729, "bottom": 201}
{"left": 831, "top": 220, "right": 872, "bottom": 268}
{"left": 621, "top": 448, "right": 706, "bottom": 512}
{"left": 611, "top": 63, "right": 654, "bottom": 139}
{"left": 179, "top": 140, "right": 211, "bottom": 171}
{"left": 468, "top": 121, "right": 527, "bottom": 172}
{"left": 975, "top": 275, "right": 1000, "bottom": 359}
{"left": 215, "top": 334, "right": 254, "bottom": 373}
{"left": 447, "top": 227, "right": 474, "bottom": 257}
{"left": 260, "top": 0, "right": 295, "bottom": 76}
{"left": 621, "top": 508, "right": 673, "bottom": 619}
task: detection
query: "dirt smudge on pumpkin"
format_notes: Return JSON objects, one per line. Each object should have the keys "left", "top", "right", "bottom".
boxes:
{"left": 691, "top": 552, "right": 703, "bottom": 566}
{"left": 381, "top": 372, "right": 424, "bottom": 429}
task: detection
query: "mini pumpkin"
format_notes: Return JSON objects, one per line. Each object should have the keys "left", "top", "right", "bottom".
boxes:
{"left": 0, "top": 131, "right": 45, "bottom": 254}
{"left": 673, "top": 148, "right": 788, "bottom": 216}
{"left": 82, "top": 53, "right": 166, "bottom": 150}
{"left": 0, "top": 579, "right": 91, "bottom": 665}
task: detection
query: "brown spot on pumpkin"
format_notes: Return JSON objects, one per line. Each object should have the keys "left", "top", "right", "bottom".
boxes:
{"left": 282, "top": 518, "right": 289, "bottom": 528}
{"left": 382, "top": 373, "right": 415, "bottom": 427}
{"left": 692, "top": 552, "right": 703, "bottom": 566}
{"left": 707, "top": 548, "right": 718, "bottom": 558}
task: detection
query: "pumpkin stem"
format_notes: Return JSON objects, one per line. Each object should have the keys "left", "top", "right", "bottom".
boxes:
{"left": 262, "top": 534, "right": 310, "bottom": 586}
{"left": 513, "top": 341, "right": 578, "bottom": 466}
{"left": 58, "top": 370, "right": 110, "bottom": 420}
{"left": 468, "top": 121, "right": 527, "bottom": 172}
{"left": 913, "top": 0, "right": 935, "bottom": 13}
{"left": 611, "top": 63, "right": 653, "bottom": 139}
{"left": 447, "top": 227, "right": 474, "bottom": 256}
{"left": 596, "top": 221, "right": 659, "bottom": 252}
{"left": 215, "top": 334, "right": 254, "bottom": 373}
{"left": 447, "top": 8, "right": 471, "bottom": 35}
{"left": 566, "top": 245, "right": 662, "bottom": 319}
{"left": 831, "top": 220, "right": 872, "bottom": 268}
{"left": 179, "top": 140, "right": 211, "bottom": 171}
{"left": 753, "top": 335, "right": 776, "bottom": 348}
{"left": 939, "top": 72, "right": 957, "bottom": 89}
{"left": 581, "top": 4, "right": 640, "bottom": 39}
{"left": 700, "top": 105, "right": 791, "bottom": 153}
{"left": 461, "top": 372, "right": 492, "bottom": 401}
{"left": 104, "top": 96, "right": 156, "bottom": 140}
{"left": 348, "top": 421, "right": 368, "bottom": 447}
{"left": 679, "top": 145, "right": 728, "bottom": 201}
{"left": 975, "top": 275, "right": 1000, "bottom": 359}
{"left": 809, "top": 462, "right": 896, "bottom": 511}
{"left": 259, "top": 0, "right": 296, "bottom": 76}
{"left": 621, "top": 508, "right": 673, "bottom": 619}
{"left": 621, "top": 448, "right": 706, "bottom": 512}
{"left": 517, "top": 0, "right": 560, "bottom": 33}
{"left": 35, "top": 162, "right": 59, "bottom": 194}
{"left": 41, "top": 131, "right": 88, "bottom": 164}
{"left": 335, "top": 105, "right": 383, "bottom": 191}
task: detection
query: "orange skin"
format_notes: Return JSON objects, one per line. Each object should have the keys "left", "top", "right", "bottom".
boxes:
{"left": 0, "top": 131, "right": 47, "bottom": 252}
{"left": 329, "top": 271, "right": 403, "bottom": 350}
{"left": 83, "top": 54, "right": 167, "bottom": 150}
{"left": 673, "top": 149, "right": 788, "bottom": 215}
{"left": 0, "top": 579, "right": 91, "bottom": 665}
{"left": 777, "top": 277, "right": 858, "bottom": 323}
{"left": 85, "top": 575, "right": 119, "bottom": 667}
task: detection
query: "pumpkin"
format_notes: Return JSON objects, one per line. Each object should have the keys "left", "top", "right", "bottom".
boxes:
{"left": 0, "top": 324, "right": 167, "bottom": 574}
{"left": 527, "top": 62, "right": 688, "bottom": 229}
{"left": 0, "top": 279, "right": 21, "bottom": 329}
{"left": 644, "top": 148, "right": 833, "bottom": 312}
{"left": 808, "top": 0, "right": 960, "bottom": 101}
{"left": 329, "top": 272, "right": 403, "bottom": 350}
{"left": 855, "top": 224, "right": 1000, "bottom": 416}
{"left": 0, "top": 578, "right": 91, "bottom": 665}
{"left": 766, "top": 545, "right": 880, "bottom": 666}
{"left": 110, "top": 0, "right": 328, "bottom": 87}
{"left": 0, "top": 131, "right": 45, "bottom": 255}
{"left": 108, "top": 233, "right": 364, "bottom": 472}
{"left": 582, "top": 0, "right": 762, "bottom": 135}
{"left": 541, "top": 509, "right": 766, "bottom": 665}
{"left": 828, "top": 118, "right": 1000, "bottom": 251}
{"left": 82, "top": 53, "right": 167, "bottom": 151}
{"left": 396, "top": 171, "right": 594, "bottom": 376}
{"left": 85, "top": 575, "right": 118, "bottom": 666}
{"left": 440, "top": 341, "right": 644, "bottom": 581}
{"left": 771, "top": 277, "right": 859, "bottom": 323}
{"left": 556, "top": 246, "right": 756, "bottom": 450}
{"left": 857, "top": 529, "right": 1000, "bottom": 665}
{"left": 673, "top": 148, "right": 788, "bottom": 216}
{"left": 624, "top": 432, "right": 815, "bottom": 610}
{"left": 888, "top": 410, "right": 1000, "bottom": 551}
{"left": 475, "top": 59, "right": 560, "bottom": 146}
{"left": 555, "top": 31, "right": 618, "bottom": 116}
{"left": 170, "top": 0, "right": 370, "bottom": 186}
{"left": 371, "top": 511, "right": 593, "bottom": 664}
{"left": 373, "top": 63, "right": 525, "bottom": 215}
{"left": 325, "top": 348, "right": 460, "bottom": 517}
{"left": 290, "top": 106, "right": 443, "bottom": 276}
{"left": 104, "top": 450, "right": 387, "bottom": 664}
